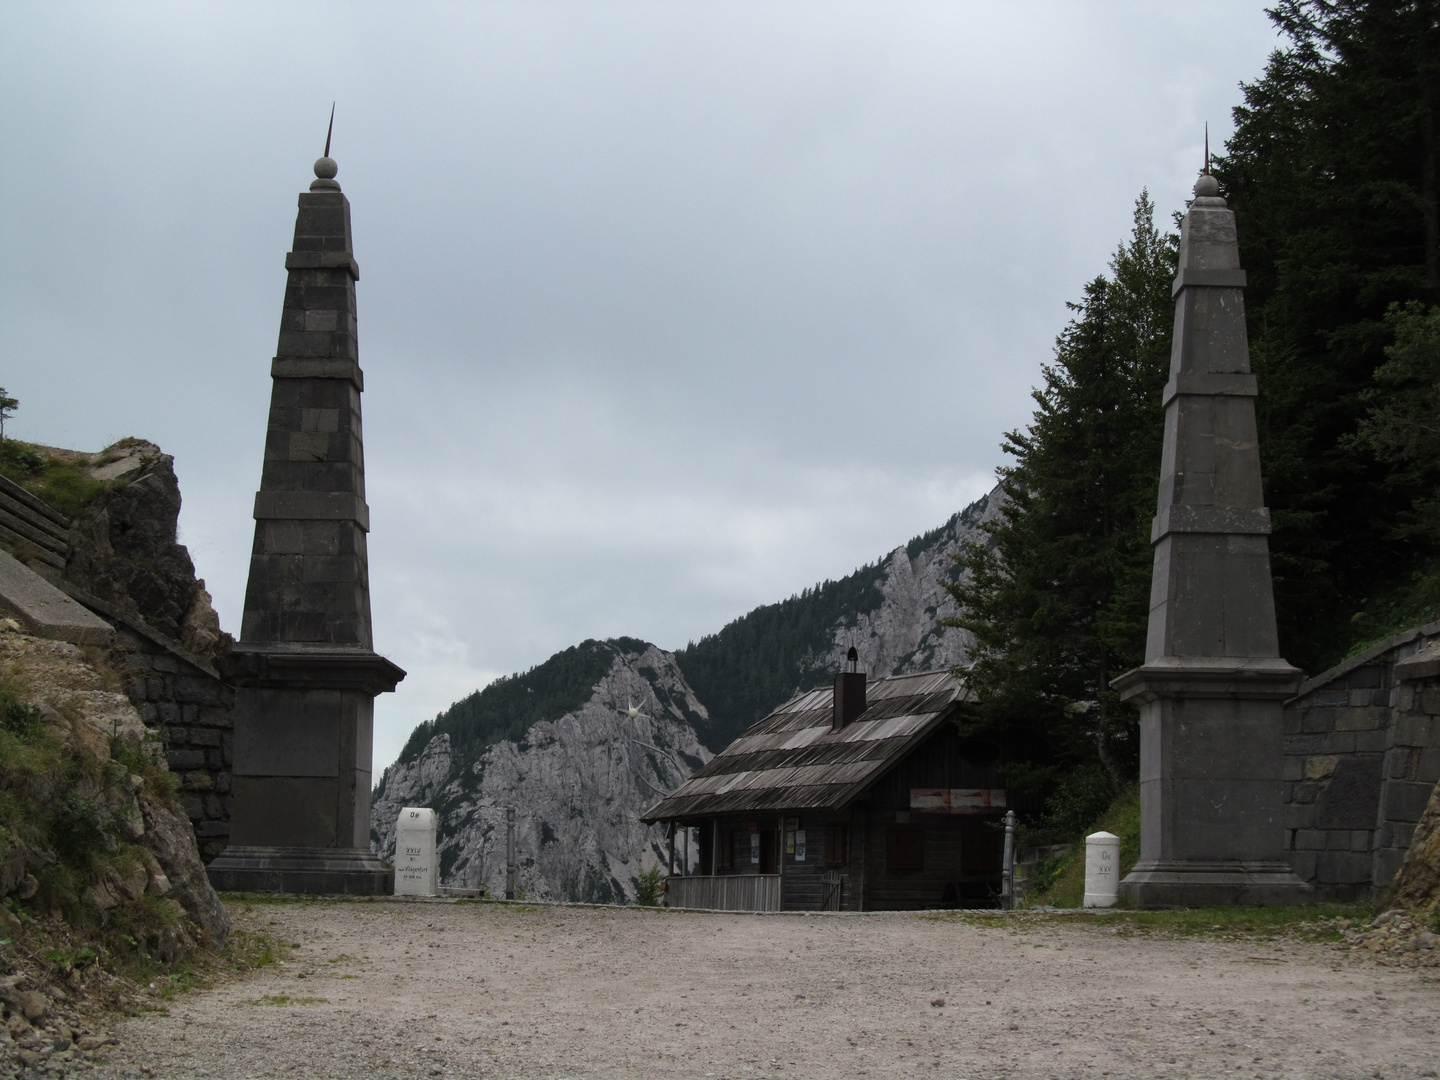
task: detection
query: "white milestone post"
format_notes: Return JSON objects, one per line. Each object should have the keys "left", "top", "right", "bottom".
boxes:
{"left": 1084, "top": 831, "right": 1121, "bottom": 908}
{"left": 394, "top": 807, "right": 438, "bottom": 897}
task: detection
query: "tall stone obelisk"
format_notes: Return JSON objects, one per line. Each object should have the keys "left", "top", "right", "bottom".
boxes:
{"left": 208, "top": 143, "right": 404, "bottom": 895}
{"left": 1110, "top": 168, "right": 1311, "bottom": 907}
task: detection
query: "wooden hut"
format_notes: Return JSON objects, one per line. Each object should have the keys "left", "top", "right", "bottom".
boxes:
{"left": 641, "top": 666, "right": 1007, "bottom": 911}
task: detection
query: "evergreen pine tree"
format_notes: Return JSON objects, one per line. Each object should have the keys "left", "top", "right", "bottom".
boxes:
{"left": 1216, "top": 0, "right": 1440, "bottom": 667}
{"left": 943, "top": 193, "right": 1176, "bottom": 810}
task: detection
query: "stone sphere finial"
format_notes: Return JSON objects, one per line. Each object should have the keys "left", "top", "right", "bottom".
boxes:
{"left": 314, "top": 157, "right": 338, "bottom": 180}
{"left": 1194, "top": 172, "right": 1220, "bottom": 198}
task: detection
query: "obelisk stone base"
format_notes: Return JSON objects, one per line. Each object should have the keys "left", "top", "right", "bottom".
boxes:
{"left": 206, "top": 846, "right": 392, "bottom": 895}
{"left": 1115, "top": 659, "right": 1311, "bottom": 908}
{"left": 209, "top": 646, "right": 403, "bottom": 895}
{"left": 1120, "top": 862, "right": 1312, "bottom": 908}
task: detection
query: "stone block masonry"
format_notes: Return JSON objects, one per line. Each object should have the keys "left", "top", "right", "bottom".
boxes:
{"left": 55, "top": 578, "right": 237, "bottom": 862}
{"left": 206, "top": 150, "right": 403, "bottom": 896}
{"left": 1283, "top": 619, "right": 1440, "bottom": 900}
{"left": 0, "top": 548, "right": 112, "bottom": 646}
{"left": 1111, "top": 170, "right": 1308, "bottom": 907}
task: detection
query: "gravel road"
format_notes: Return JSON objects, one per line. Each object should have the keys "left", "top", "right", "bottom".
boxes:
{"left": 89, "top": 899, "right": 1438, "bottom": 1080}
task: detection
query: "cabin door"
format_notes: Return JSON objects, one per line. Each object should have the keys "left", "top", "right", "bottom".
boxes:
{"left": 759, "top": 829, "right": 778, "bottom": 874}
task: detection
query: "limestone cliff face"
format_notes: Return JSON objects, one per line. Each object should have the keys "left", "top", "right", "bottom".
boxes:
{"left": 811, "top": 485, "right": 1005, "bottom": 679}
{"left": 371, "top": 642, "right": 711, "bottom": 903}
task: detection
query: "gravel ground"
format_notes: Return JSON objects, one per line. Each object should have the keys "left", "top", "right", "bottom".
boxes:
{"left": 88, "top": 899, "right": 1439, "bottom": 1080}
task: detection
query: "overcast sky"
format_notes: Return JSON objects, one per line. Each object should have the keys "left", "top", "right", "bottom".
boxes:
{"left": 1, "top": 1, "right": 1281, "bottom": 776}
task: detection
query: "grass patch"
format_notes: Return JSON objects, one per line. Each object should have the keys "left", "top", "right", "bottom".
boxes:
{"left": 1089, "top": 903, "right": 1371, "bottom": 939}
{"left": 1020, "top": 784, "right": 1140, "bottom": 908}
{"left": 0, "top": 438, "right": 111, "bottom": 517}
{"left": 946, "top": 902, "right": 1371, "bottom": 940}
{"left": 224, "top": 918, "right": 291, "bottom": 969}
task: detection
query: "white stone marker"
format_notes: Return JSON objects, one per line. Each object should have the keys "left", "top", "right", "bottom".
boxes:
{"left": 1083, "top": 830, "right": 1120, "bottom": 908}
{"left": 394, "top": 807, "right": 438, "bottom": 897}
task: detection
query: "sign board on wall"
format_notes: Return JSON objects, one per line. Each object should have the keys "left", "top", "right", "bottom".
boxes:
{"left": 750, "top": 823, "right": 760, "bottom": 865}
{"left": 909, "top": 789, "right": 1007, "bottom": 814}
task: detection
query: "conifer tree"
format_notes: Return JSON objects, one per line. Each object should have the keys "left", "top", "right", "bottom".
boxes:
{"left": 944, "top": 193, "right": 1176, "bottom": 804}
{"left": 1216, "top": 0, "right": 1440, "bottom": 667}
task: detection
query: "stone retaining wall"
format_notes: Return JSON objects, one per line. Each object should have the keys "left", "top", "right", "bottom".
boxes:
{"left": 1283, "top": 620, "right": 1440, "bottom": 901}
{"left": 57, "top": 582, "right": 235, "bottom": 862}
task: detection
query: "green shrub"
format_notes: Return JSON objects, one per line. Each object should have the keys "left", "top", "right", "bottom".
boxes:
{"left": 1025, "top": 763, "right": 1118, "bottom": 847}
{"left": 111, "top": 737, "right": 179, "bottom": 810}
{"left": 0, "top": 439, "right": 43, "bottom": 480}
{"left": 634, "top": 865, "right": 665, "bottom": 907}
{"left": 1023, "top": 784, "right": 1140, "bottom": 908}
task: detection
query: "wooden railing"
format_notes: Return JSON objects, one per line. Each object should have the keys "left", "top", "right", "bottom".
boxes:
{"left": 666, "top": 874, "right": 781, "bottom": 912}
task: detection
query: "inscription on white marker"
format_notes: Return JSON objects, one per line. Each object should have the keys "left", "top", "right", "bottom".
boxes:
{"left": 394, "top": 806, "right": 438, "bottom": 897}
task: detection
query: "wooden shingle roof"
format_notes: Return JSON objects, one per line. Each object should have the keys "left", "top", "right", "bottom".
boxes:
{"left": 641, "top": 670, "right": 969, "bottom": 821}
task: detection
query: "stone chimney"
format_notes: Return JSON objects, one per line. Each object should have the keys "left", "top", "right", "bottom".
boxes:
{"left": 1110, "top": 166, "right": 1309, "bottom": 907}
{"left": 208, "top": 141, "right": 405, "bottom": 895}
{"left": 832, "top": 646, "right": 867, "bottom": 731}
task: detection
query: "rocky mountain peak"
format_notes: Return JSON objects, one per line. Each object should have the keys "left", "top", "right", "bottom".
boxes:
{"left": 371, "top": 641, "right": 711, "bottom": 904}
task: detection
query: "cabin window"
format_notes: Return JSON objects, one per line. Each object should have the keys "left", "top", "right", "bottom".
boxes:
{"left": 886, "top": 828, "right": 924, "bottom": 873}
{"left": 718, "top": 830, "right": 734, "bottom": 870}
{"left": 823, "top": 825, "right": 848, "bottom": 867}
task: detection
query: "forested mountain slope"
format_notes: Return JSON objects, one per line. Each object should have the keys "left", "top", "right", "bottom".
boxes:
{"left": 674, "top": 485, "right": 1002, "bottom": 751}
{"left": 372, "top": 487, "right": 1002, "bottom": 893}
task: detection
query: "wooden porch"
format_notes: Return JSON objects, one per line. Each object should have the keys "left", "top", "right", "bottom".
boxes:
{"left": 666, "top": 873, "right": 781, "bottom": 912}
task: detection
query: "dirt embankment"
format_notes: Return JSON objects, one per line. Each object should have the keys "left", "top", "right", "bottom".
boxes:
{"left": 0, "top": 625, "right": 231, "bottom": 1079}
{"left": 82, "top": 899, "right": 1440, "bottom": 1080}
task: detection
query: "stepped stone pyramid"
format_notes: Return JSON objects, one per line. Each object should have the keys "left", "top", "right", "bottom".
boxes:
{"left": 208, "top": 145, "right": 404, "bottom": 894}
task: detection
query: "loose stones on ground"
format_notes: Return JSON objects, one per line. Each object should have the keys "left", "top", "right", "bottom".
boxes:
{"left": 1341, "top": 908, "right": 1440, "bottom": 967}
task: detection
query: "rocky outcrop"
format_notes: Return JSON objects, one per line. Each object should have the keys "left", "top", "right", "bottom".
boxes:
{"left": 1393, "top": 779, "right": 1440, "bottom": 909}
{"left": 60, "top": 440, "right": 224, "bottom": 657}
{"left": 373, "top": 642, "right": 711, "bottom": 903}
{"left": 810, "top": 486, "right": 1004, "bottom": 679}
{"left": 0, "top": 622, "right": 229, "bottom": 945}
{"left": 0, "top": 439, "right": 238, "bottom": 860}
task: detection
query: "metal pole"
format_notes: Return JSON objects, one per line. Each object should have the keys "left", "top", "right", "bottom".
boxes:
{"left": 1001, "top": 809, "right": 1016, "bottom": 911}
{"left": 505, "top": 805, "right": 516, "bottom": 901}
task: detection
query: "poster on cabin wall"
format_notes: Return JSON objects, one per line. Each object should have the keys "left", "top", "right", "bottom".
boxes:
{"left": 750, "top": 823, "right": 760, "bottom": 864}
{"left": 795, "top": 830, "right": 806, "bottom": 861}
{"left": 910, "top": 788, "right": 1007, "bottom": 815}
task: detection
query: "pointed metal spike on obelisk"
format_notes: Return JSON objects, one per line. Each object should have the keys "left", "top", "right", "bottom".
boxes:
{"left": 324, "top": 102, "right": 335, "bottom": 158}
{"left": 311, "top": 105, "right": 340, "bottom": 191}
{"left": 1204, "top": 122, "right": 1210, "bottom": 175}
